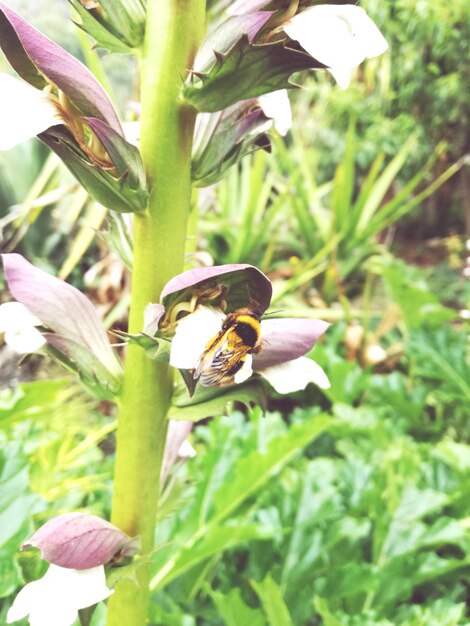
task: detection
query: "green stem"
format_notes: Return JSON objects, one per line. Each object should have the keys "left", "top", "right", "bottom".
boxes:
{"left": 106, "top": 2, "right": 205, "bottom": 625}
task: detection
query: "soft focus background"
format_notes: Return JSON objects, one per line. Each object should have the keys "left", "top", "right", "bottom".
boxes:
{"left": 1, "top": 1, "right": 469, "bottom": 625}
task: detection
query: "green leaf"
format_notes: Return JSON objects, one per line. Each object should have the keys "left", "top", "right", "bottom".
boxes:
{"left": 150, "top": 414, "right": 329, "bottom": 590}
{"left": 0, "top": 379, "right": 75, "bottom": 427}
{"left": 183, "top": 37, "right": 322, "bottom": 113}
{"left": 59, "top": 201, "right": 108, "bottom": 280}
{"left": 0, "top": 521, "right": 30, "bottom": 598}
{"left": 153, "top": 523, "right": 275, "bottom": 589}
{"left": 251, "top": 576, "right": 294, "bottom": 626}
{"left": 356, "top": 135, "right": 417, "bottom": 233}
{"left": 0, "top": 444, "right": 44, "bottom": 596}
{"left": 98, "top": 0, "right": 145, "bottom": 48}
{"left": 116, "top": 332, "right": 171, "bottom": 363}
{"left": 313, "top": 597, "right": 343, "bottom": 626}
{"left": 209, "top": 587, "right": 266, "bottom": 626}
{"left": 211, "top": 415, "right": 329, "bottom": 520}
{"left": 68, "top": 0, "right": 132, "bottom": 53}
{"left": 39, "top": 126, "right": 148, "bottom": 214}
{"left": 381, "top": 259, "right": 457, "bottom": 330}
{"left": 168, "top": 379, "right": 268, "bottom": 422}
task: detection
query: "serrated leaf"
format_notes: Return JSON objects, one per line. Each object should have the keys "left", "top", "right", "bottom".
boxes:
{"left": 151, "top": 414, "right": 329, "bottom": 591}
{"left": 184, "top": 36, "right": 323, "bottom": 113}
{"left": 194, "top": 12, "right": 274, "bottom": 73}
{"left": 116, "top": 331, "right": 171, "bottom": 363}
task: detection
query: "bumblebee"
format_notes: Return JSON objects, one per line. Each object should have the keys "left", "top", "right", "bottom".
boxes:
{"left": 194, "top": 307, "right": 262, "bottom": 387}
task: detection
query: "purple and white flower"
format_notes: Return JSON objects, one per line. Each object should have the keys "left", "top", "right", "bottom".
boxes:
{"left": 7, "top": 513, "right": 135, "bottom": 626}
{"left": 2, "top": 253, "right": 122, "bottom": 398}
{"left": 169, "top": 304, "right": 330, "bottom": 393}
{"left": 151, "top": 263, "right": 330, "bottom": 395}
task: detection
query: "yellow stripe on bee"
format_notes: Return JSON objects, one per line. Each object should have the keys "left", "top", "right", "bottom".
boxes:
{"left": 235, "top": 315, "right": 261, "bottom": 331}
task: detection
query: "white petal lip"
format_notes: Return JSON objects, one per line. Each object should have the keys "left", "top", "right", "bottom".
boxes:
{"left": 0, "top": 302, "right": 46, "bottom": 354}
{"left": 284, "top": 4, "right": 388, "bottom": 89}
{"left": 258, "top": 90, "right": 292, "bottom": 136}
{"left": 122, "top": 120, "right": 140, "bottom": 147}
{"left": 233, "top": 353, "right": 253, "bottom": 384}
{"left": 0, "top": 302, "right": 42, "bottom": 330}
{"left": 178, "top": 440, "right": 197, "bottom": 459}
{"left": 4, "top": 327, "right": 46, "bottom": 354}
{"left": 258, "top": 356, "right": 330, "bottom": 394}
{"left": 7, "top": 564, "right": 113, "bottom": 626}
{"left": 169, "top": 305, "right": 225, "bottom": 369}
{"left": 0, "top": 74, "right": 60, "bottom": 151}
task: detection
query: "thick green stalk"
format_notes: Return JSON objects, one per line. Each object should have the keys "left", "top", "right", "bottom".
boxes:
{"left": 106, "top": 2, "right": 205, "bottom": 625}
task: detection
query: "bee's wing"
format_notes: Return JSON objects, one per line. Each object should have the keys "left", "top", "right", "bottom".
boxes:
{"left": 193, "top": 332, "right": 229, "bottom": 380}
{"left": 198, "top": 346, "right": 249, "bottom": 386}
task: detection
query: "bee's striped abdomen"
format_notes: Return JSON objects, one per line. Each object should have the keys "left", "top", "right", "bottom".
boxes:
{"left": 233, "top": 315, "right": 260, "bottom": 348}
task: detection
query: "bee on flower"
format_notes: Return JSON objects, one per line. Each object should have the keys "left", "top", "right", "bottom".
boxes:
{"left": 146, "top": 264, "right": 331, "bottom": 395}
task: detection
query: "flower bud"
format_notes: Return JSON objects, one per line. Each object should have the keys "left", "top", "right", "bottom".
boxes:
{"left": 23, "top": 512, "right": 137, "bottom": 569}
{"left": 0, "top": 3, "right": 148, "bottom": 213}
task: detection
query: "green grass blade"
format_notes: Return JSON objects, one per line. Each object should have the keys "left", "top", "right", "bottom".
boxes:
{"left": 252, "top": 576, "right": 294, "bottom": 626}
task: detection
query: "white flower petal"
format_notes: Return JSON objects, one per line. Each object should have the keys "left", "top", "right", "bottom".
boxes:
{"left": 258, "top": 356, "right": 330, "bottom": 393}
{"left": 0, "top": 302, "right": 42, "bottom": 332}
{"left": 0, "top": 302, "right": 46, "bottom": 354}
{"left": 62, "top": 566, "right": 113, "bottom": 608}
{"left": 28, "top": 603, "right": 78, "bottom": 626}
{"left": 258, "top": 90, "right": 292, "bottom": 136}
{"left": 122, "top": 121, "right": 140, "bottom": 147}
{"left": 7, "top": 565, "right": 112, "bottom": 626}
{"left": 284, "top": 5, "right": 388, "bottom": 88}
{"left": 328, "top": 66, "right": 352, "bottom": 90}
{"left": 4, "top": 327, "right": 46, "bottom": 354}
{"left": 7, "top": 579, "right": 43, "bottom": 623}
{"left": 0, "top": 74, "right": 60, "bottom": 151}
{"left": 178, "top": 440, "right": 197, "bottom": 459}
{"left": 339, "top": 5, "right": 389, "bottom": 58}
{"left": 233, "top": 353, "right": 253, "bottom": 384}
{"left": 169, "top": 305, "right": 225, "bottom": 369}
